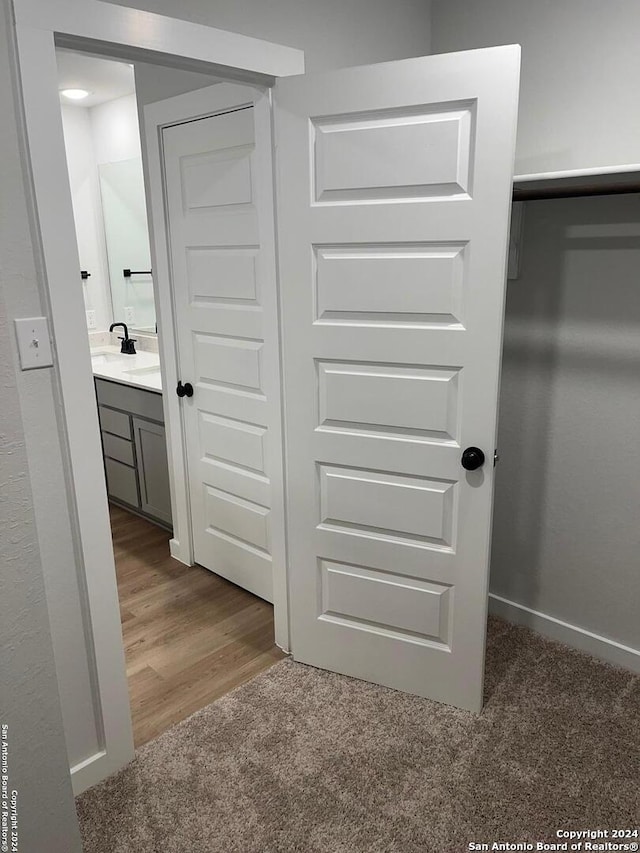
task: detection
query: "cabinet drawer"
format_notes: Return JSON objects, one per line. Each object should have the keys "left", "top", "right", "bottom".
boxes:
{"left": 105, "top": 458, "right": 140, "bottom": 508}
{"left": 95, "top": 378, "right": 164, "bottom": 423}
{"left": 98, "top": 405, "right": 131, "bottom": 440}
{"left": 102, "top": 432, "right": 135, "bottom": 467}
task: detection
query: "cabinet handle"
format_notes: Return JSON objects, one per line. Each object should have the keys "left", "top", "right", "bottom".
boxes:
{"left": 176, "top": 381, "right": 194, "bottom": 398}
{"left": 123, "top": 268, "right": 152, "bottom": 278}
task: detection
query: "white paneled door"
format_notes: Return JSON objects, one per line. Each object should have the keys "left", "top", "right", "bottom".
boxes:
{"left": 163, "top": 104, "right": 283, "bottom": 603}
{"left": 274, "top": 46, "right": 520, "bottom": 711}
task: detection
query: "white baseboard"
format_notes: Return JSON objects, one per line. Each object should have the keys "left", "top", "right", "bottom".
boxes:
{"left": 489, "top": 593, "right": 640, "bottom": 675}
{"left": 70, "top": 751, "right": 108, "bottom": 796}
{"left": 169, "top": 537, "right": 191, "bottom": 565}
{"left": 71, "top": 744, "right": 136, "bottom": 795}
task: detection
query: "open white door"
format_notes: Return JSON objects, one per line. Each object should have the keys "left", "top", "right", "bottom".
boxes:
{"left": 274, "top": 46, "right": 520, "bottom": 711}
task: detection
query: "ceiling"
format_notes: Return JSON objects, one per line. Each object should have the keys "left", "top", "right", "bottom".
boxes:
{"left": 56, "top": 49, "right": 135, "bottom": 108}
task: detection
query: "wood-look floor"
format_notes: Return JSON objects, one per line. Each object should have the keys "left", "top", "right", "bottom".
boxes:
{"left": 110, "top": 504, "right": 285, "bottom": 748}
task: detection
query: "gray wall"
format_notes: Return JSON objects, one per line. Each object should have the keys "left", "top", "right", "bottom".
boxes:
{"left": 134, "top": 63, "right": 222, "bottom": 105}
{"left": 493, "top": 195, "right": 640, "bottom": 650}
{"left": 0, "top": 4, "right": 82, "bottom": 850}
{"left": 108, "top": 0, "right": 432, "bottom": 72}
{"left": 430, "top": 0, "right": 640, "bottom": 652}
{"left": 431, "top": 0, "right": 640, "bottom": 175}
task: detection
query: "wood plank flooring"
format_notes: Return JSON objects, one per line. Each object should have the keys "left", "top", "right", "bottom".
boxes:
{"left": 110, "top": 504, "right": 285, "bottom": 747}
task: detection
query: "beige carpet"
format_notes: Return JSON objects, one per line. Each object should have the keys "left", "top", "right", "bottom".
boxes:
{"left": 77, "top": 618, "right": 640, "bottom": 853}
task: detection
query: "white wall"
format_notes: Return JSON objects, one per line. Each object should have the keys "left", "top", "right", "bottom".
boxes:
{"left": 62, "top": 92, "right": 151, "bottom": 332}
{"left": 430, "top": 0, "right": 640, "bottom": 175}
{"left": 493, "top": 194, "right": 640, "bottom": 653}
{"left": 108, "top": 0, "right": 432, "bottom": 72}
{"left": 90, "top": 93, "right": 155, "bottom": 329}
{"left": 91, "top": 91, "right": 142, "bottom": 163}
{"left": 0, "top": 5, "right": 84, "bottom": 849}
{"left": 61, "top": 104, "right": 112, "bottom": 330}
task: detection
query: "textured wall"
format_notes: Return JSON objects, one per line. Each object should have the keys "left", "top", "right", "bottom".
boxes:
{"left": 107, "top": 0, "right": 432, "bottom": 72}
{"left": 431, "top": 0, "right": 640, "bottom": 174}
{"left": 493, "top": 194, "right": 640, "bottom": 650}
{"left": 0, "top": 4, "right": 82, "bottom": 849}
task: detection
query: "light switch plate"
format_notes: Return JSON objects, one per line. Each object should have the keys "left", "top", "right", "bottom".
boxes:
{"left": 14, "top": 317, "right": 53, "bottom": 370}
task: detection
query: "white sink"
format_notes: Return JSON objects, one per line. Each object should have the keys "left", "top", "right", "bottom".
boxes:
{"left": 90, "top": 347, "right": 162, "bottom": 390}
{"left": 91, "top": 352, "right": 128, "bottom": 365}
{"left": 124, "top": 365, "right": 162, "bottom": 376}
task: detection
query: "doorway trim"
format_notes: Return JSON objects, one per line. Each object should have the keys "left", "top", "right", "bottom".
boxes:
{"left": 10, "top": 0, "right": 303, "bottom": 794}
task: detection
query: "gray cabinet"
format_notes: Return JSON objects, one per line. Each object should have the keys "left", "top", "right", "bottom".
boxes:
{"left": 95, "top": 378, "right": 172, "bottom": 529}
{"left": 132, "top": 417, "right": 172, "bottom": 525}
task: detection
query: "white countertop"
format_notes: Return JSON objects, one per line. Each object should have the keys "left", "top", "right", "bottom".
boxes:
{"left": 90, "top": 345, "right": 163, "bottom": 393}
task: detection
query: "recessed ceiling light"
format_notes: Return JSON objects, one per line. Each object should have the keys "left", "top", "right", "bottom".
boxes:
{"left": 60, "top": 88, "right": 90, "bottom": 101}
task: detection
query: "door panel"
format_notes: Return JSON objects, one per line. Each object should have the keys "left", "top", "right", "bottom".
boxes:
{"left": 274, "top": 47, "right": 520, "bottom": 711}
{"left": 315, "top": 242, "right": 466, "bottom": 324}
{"left": 163, "top": 105, "right": 278, "bottom": 603}
{"left": 313, "top": 103, "right": 473, "bottom": 201}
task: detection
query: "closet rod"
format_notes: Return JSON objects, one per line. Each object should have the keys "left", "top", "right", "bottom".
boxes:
{"left": 513, "top": 183, "right": 640, "bottom": 202}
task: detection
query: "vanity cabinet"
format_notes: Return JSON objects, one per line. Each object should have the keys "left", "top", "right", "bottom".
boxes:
{"left": 95, "top": 378, "right": 172, "bottom": 528}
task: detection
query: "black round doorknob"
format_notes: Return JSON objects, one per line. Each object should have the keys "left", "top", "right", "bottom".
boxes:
{"left": 461, "top": 446, "right": 485, "bottom": 471}
{"left": 176, "top": 381, "right": 194, "bottom": 398}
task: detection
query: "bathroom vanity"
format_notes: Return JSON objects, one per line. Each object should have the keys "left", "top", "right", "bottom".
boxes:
{"left": 92, "top": 346, "right": 172, "bottom": 528}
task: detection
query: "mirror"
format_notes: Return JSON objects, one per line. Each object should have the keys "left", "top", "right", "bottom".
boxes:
{"left": 99, "top": 157, "right": 155, "bottom": 334}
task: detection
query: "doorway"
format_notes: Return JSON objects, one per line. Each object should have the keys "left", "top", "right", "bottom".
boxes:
{"left": 12, "top": 0, "right": 303, "bottom": 792}
{"left": 56, "top": 47, "right": 285, "bottom": 748}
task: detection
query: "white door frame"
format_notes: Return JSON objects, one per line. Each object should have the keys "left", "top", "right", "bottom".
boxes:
{"left": 142, "top": 82, "right": 289, "bottom": 648}
{"left": 9, "top": 0, "right": 303, "bottom": 794}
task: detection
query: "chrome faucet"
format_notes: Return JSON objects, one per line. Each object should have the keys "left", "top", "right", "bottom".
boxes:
{"left": 109, "top": 322, "right": 136, "bottom": 355}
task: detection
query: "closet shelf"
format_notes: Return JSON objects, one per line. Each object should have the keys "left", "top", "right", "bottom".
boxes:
{"left": 513, "top": 164, "right": 640, "bottom": 201}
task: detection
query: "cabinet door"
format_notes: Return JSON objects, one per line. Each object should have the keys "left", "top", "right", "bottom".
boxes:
{"left": 131, "top": 417, "right": 172, "bottom": 526}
